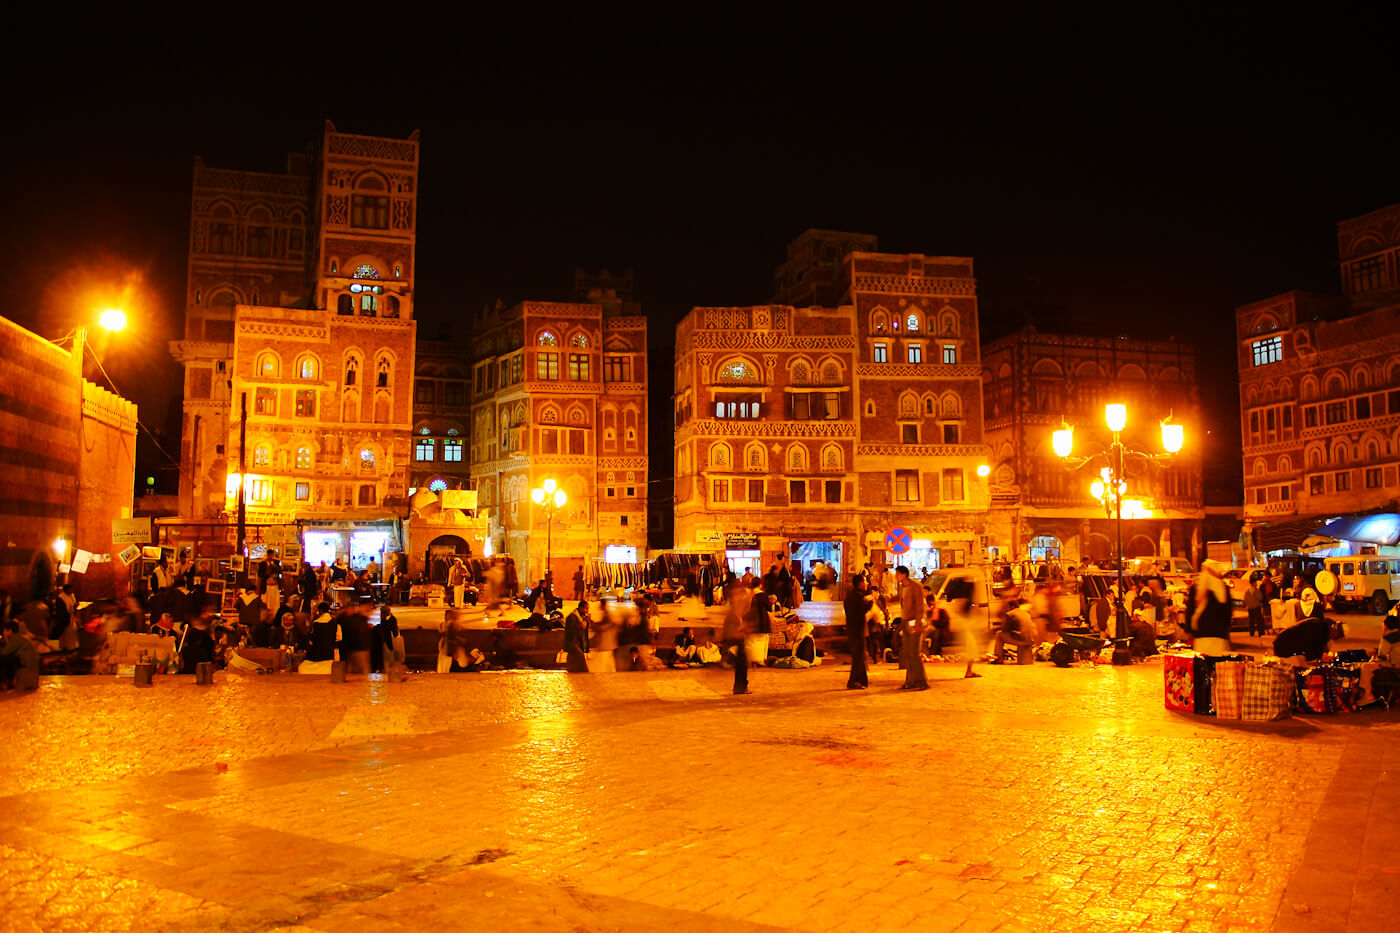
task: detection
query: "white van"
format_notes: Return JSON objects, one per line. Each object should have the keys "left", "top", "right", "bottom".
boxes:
{"left": 1320, "top": 558, "right": 1400, "bottom": 614}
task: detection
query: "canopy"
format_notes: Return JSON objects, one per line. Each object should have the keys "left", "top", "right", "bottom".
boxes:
{"left": 1252, "top": 516, "right": 1333, "bottom": 553}
{"left": 1315, "top": 513, "right": 1400, "bottom": 547}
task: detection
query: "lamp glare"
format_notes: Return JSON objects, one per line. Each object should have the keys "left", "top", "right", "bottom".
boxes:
{"left": 542, "top": 478, "right": 557, "bottom": 494}
{"left": 976, "top": 463, "right": 991, "bottom": 478}
{"left": 531, "top": 488, "right": 545, "bottom": 504}
{"left": 1105, "top": 403, "right": 1127, "bottom": 433}
{"left": 1052, "top": 427, "right": 1074, "bottom": 458}
{"left": 99, "top": 308, "right": 127, "bottom": 331}
{"left": 1161, "top": 421, "right": 1184, "bottom": 453}
{"left": 554, "top": 489, "right": 567, "bottom": 507}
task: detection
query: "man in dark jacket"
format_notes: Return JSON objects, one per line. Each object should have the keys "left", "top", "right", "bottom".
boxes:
{"left": 1274, "top": 617, "right": 1343, "bottom": 662}
{"left": 845, "top": 573, "right": 870, "bottom": 689}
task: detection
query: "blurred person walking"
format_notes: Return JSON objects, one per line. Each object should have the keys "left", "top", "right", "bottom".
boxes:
{"left": 896, "top": 566, "right": 928, "bottom": 690}
{"left": 845, "top": 573, "right": 870, "bottom": 689}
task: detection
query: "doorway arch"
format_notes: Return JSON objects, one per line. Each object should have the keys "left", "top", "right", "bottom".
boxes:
{"left": 1125, "top": 534, "right": 1157, "bottom": 558}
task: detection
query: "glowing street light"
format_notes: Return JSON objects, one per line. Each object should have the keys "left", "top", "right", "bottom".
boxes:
{"left": 1052, "top": 422, "right": 1074, "bottom": 458}
{"left": 1160, "top": 417, "right": 1184, "bottom": 454}
{"left": 99, "top": 308, "right": 127, "bottom": 332}
{"left": 530, "top": 478, "right": 568, "bottom": 585}
{"left": 975, "top": 463, "right": 991, "bottom": 478}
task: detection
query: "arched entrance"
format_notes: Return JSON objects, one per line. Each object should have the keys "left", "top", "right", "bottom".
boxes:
{"left": 426, "top": 534, "right": 469, "bottom": 583}
{"left": 1086, "top": 534, "right": 1113, "bottom": 562}
{"left": 1125, "top": 534, "right": 1157, "bottom": 558}
{"left": 1027, "top": 535, "right": 1061, "bottom": 562}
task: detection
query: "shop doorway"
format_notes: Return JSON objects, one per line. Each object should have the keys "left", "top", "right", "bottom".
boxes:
{"left": 1028, "top": 535, "right": 1061, "bottom": 562}
{"left": 789, "top": 540, "right": 844, "bottom": 584}
{"left": 900, "top": 543, "right": 941, "bottom": 576}
{"left": 726, "top": 549, "right": 762, "bottom": 577}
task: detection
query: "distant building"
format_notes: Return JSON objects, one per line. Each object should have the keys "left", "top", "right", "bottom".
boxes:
{"left": 169, "top": 122, "right": 420, "bottom": 569}
{"left": 469, "top": 275, "right": 648, "bottom": 582}
{"left": 411, "top": 338, "right": 472, "bottom": 493}
{"left": 0, "top": 315, "right": 137, "bottom": 602}
{"left": 1237, "top": 202, "right": 1400, "bottom": 554}
{"left": 772, "top": 229, "right": 878, "bottom": 307}
{"left": 981, "top": 328, "right": 1205, "bottom": 565}
{"left": 674, "top": 238, "right": 996, "bottom": 581}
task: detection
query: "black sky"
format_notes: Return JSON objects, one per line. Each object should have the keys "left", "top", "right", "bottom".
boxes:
{"left": 8, "top": 7, "right": 1398, "bottom": 499}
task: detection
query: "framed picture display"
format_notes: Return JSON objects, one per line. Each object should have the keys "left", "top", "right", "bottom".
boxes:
{"left": 230, "top": 555, "right": 246, "bottom": 572}
{"left": 196, "top": 558, "right": 215, "bottom": 577}
{"left": 283, "top": 544, "right": 302, "bottom": 560}
{"left": 205, "top": 578, "right": 226, "bottom": 598}
{"left": 284, "top": 558, "right": 301, "bottom": 575}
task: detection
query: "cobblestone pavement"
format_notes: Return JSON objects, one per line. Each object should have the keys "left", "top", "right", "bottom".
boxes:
{"left": 2, "top": 657, "right": 1397, "bottom": 932}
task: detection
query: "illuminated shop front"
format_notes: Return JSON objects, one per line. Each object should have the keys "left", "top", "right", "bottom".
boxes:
{"left": 298, "top": 519, "right": 403, "bottom": 571}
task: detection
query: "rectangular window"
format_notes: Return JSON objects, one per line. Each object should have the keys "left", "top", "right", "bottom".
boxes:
{"left": 873, "top": 343, "right": 887, "bottom": 363}
{"left": 208, "top": 222, "right": 234, "bottom": 253}
{"left": 415, "top": 382, "right": 434, "bottom": 404}
{"left": 498, "top": 360, "right": 508, "bottom": 387}
{"left": 1280, "top": 484, "right": 1290, "bottom": 501}
{"left": 443, "top": 440, "right": 463, "bottom": 462}
{"left": 1265, "top": 408, "right": 1275, "bottom": 432}
{"left": 295, "top": 482, "right": 310, "bottom": 501}
{"left": 821, "top": 392, "right": 840, "bottom": 420}
{"left": 1255, "top": 488, "right": 1267, "bottom": 505}
{"left": 907, "top": 344, "right": 923, "bottom": 364}
{"left": 712, "top": 479, "right": 729, "bottom": 503}
{"left": 294, "top": 390, "right": 316, "bottom": 417}
{"left": 510, "top": 355, "right": 523, "bottom": 383}
{"left": 288, "top": 228, "right": 304, "bottom": 256}
{"left": 895, "top": 469, "right": 920, "bottom": 502}
{"left": 1304, "top": 406, "right": 1318, "bottom": 428}
{"left": 568, "top": 353, "right": 590, "bottom": 381}
{"left": 606, "top": 487, "right": 616, "bottom": 498}
{"left": 625, "top": 486, "right": 635, "bottom": 497}
{"left": 358, "top": 484, "right": 377, "bottom": 506}
{"left": 1365, "top": 467, "right": 1383, "bottom": 489}
{"left": 1251, "top": 335, "right": 1283, "bottom": 366}
{"left": 415, "top": 438, "right": 435, "bottom": 461}
{"left": 824, "top": 479, "right": 842, "bottom": 504}
{"left": 541, "top": 430, "right": 558, "bottom": 455}
{"left": 791, "top": 393, "right": 811, "bottom": 420}
{"left": 604, "top": 355, "right": 632, "bottom": 382}
{"left": 789, "top": 480, "right": 807, "bottom": 504}
{"left": 943, "top": 424, "right": 960, "bottom": 444}
{"left": 254, "top": 387, "right": 277, "bottom": 416}
{"left": 1335, "top": 471, "right": 1351, "bottom": 492}
{"left": 1350, "top": 255, "right": 1388, "bottom": 293}
{"left": 1324, "top": 401, "right": 1347, "bottom": 425}
{"left": 1309, "top": 475, "right": 1324, "bottom": 495}
{"left": 567, "top": 431, "right": 585, "bottom": 455}
{"left": 901, "top": 424, "right": 918, "bottom": 444}
{"left": 942, "top": 468, "right": 965, "bottom": 502}
{"left": 716, "top": 400, "right": 759, "bottom": 419}
{"left": 748, "top": 479, "right": 765, "bottom": 503}
{"left": 249, "top": 479, "right": 272, "bottom": 503}
{"left": 445, "top": 382, "right": 465, "bottom": 406}
{"left": 1248, "top": 410, "right": 1260, "bottom": 442}
{"left": 1355, "top": 396, "right": 1371, "bottom": 419}
{"left": 942, "top": 345, "right": 957, "bottom": 364}
{"left": 351, "top": 195, "right": 389, "bottom": 229}
{"left": 537, "top": 352, "right": 559, "bottom": 380}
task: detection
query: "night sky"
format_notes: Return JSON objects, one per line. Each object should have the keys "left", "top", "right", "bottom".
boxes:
{"left": 9, "top": 9, "right": 1398, "bottom": 502}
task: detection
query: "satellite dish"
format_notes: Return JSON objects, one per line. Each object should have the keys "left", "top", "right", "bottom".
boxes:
{"left": 1313, "top": 570, "right": 1337, "bottom": 597}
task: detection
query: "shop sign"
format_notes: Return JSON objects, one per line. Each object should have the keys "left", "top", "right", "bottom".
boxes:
{"left": 726, "top": 533, "right": 760, "bottom": 550}
{"left": 112, "top": 517, "right": 152, "bottom": 544}
{"left": 440, "top": 489, "right": 478, "bottom": 511}
{"left": 695, "top": 529, "right": 723, "bottom": 546}
{"left": 885, "top": 527, "right": 912, "bottom": 555}
{"left": 603, "top": 545, "right": 638, "bottom": 564}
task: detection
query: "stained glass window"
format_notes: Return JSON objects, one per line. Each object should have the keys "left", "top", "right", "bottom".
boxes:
{"left": 360, "top": 449, "right": 375, "bottom": 465}
{"left": 570, "top": 333, "right": 589, "bottom": 347}
{"left": 447, "top": 428, "right": 459, "bottom": 436}
{"left": 352, "top": 264, "right": 380, "bottom": 280}
{"left": 429, "top": 479, "right": 448, "bottom": 492}
{"left": 538, "top": 331, "right": 558, "bottom": 346}
{"left": 718, "top": 360, "right": 758, "bottom": 382}
{"left": 907, "top": 314, "right": 920, "bottom": 332}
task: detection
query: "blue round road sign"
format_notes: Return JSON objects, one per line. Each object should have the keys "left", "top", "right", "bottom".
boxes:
{"left": 885, "top": 527, "right": 912, "bottom": 555}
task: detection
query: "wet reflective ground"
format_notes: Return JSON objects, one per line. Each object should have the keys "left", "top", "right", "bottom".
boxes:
{"left": 2, "top": 659, "right": 1396, "bottom": 932}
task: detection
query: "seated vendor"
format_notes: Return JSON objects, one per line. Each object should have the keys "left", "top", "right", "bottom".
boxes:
{"left": 693, "top": 628, "right": 722, "bottom": 666}
{"left": 1273, "top": 616, "right": 1344, "bottom": 664}
{"left": 771, "top": 622, "right": 816, "bottom": 668}
{"left": 670, "top": 626, "right": 697, "bottom": 667}
{"left": 990, "top": 601, "right": 1037, "bottom": 663}
{"left": 1128, "top": 615, "right": 1158, "bottom": 659}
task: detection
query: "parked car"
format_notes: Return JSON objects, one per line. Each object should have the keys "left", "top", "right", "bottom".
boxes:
{"left": 1319, "top": 557, "right": 1399, "bottom": 614}
{"left": 1267, "top": 555, "right": 1323, "bottom": 592}
{"left": 1221, "top": 568, "right": 1262, "bottom": 605}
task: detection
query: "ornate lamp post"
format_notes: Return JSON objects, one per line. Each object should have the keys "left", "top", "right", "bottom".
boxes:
{"left": 1053, "top": 404, "right": 1184, "bottom": 664}
{"left": 530, "top": 478, "right": 568, "bottom": 586}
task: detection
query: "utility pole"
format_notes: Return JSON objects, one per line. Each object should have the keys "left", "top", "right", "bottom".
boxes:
{"left": 237, "top": 391, "right": 247, "bottom": 589}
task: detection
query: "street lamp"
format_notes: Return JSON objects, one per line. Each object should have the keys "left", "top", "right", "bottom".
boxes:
{"left": 1053, "top": 403, "right": 1185, "bottom": 664}
{"left": 530, "top": 478, "right": 568, "bottom": 586}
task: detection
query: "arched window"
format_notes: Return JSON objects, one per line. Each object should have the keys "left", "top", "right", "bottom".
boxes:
{"left": 821, "top": 443, "right": 842, "bottom": 471}
{"left": 906, "top": 312, "right": 921, "bottom": 333}
{"left": 428, "top": 478, "right": 448, "bottom": 493}
{"left": 899, "top": 391, "right": 918, "bottom": 417}
{"left": 537, "top": 331, "right": 558, "bottom": 346}
{"left": 360, "top": 448, "right": 376, "bottom": 469}
{"left": 570, "top": 333, "right": 589, "bottom": 347}
{"left": 540, "top": 405, "right": 560, "bottom": 424}
{"left": 1354, "top": 367, "right": 1369, "bottom": 391}
{"left": 745, "top": 442, "right": 766, "bottom": 471}
{"left": 295, "top": 447, "right": 312, "bottom": 470}
{"left": 925, "top": 398, "right": 935, "bottom": 415}
{"left": 352, "top": 263, "right": 380, "bottom": 279}
{"left": 791, "top": 361, "right": 810, "bottom": 385}
{"left": 1253, "top": 459, "right": 1266, "bottom": 477}
{"left": 345, "top": 357, "right": 358, "bottom": 386}
{"left": 788, "top": 445, "right": 808, "bottom": 472}
{"left": 717, "top": 359, "right": 759, "bottom": 382}
{"left": 377, "top": 356, "right": 391, "bottom": 388}
{"left": 360, "top": 293, "right": 377, "bottom": 316}
{"left": 871, "top": 309, "right": 889, "bottom": 334}
{"left": 358, "top": 484, "right": 377, "bottom": 505}
{"left": 820, "top": 361, "right": 840, "bottom": 383}
{"left": 710, "top": 443, "right": 731, "bottom": 468}
{"left": 297, "top": 355, "right": 319, "bottom": 380}
{"left": 864, "top": 400, "right": 876, "bottom": 417}
{"left": 255, "top": 352, "right": 279, "bottom": 378}
{"left": 337, "top": 294, "right": 353, "bottom": 316}
{"left": 939, "top": 310, "right": 959, "bottom": 336}
{"left": 942, "top": 394, "right": 961, "bottom": 417}
{"left": 330, "top": 259, "right": 339, "bottom": 274}
{"left": 385, "top": 296, "right": 400, "bottom": 318}
{"left": 1307, "top": 446, "right": 1322, "bottom": 468}
{"left": 253, "top": 446, "right": 270, "bottom": 467}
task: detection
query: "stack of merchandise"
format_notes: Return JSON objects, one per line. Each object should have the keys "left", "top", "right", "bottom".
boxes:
{"left": 1163, "top": 653, "right": 1294, "bottom": 721}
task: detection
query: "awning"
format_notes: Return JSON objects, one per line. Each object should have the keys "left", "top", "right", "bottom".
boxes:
{"left": 1316, "top": 513, "right": 1400, "bottom": 547}
{"left": 1252, "top": 515, "right": 1334, "bottom": 552}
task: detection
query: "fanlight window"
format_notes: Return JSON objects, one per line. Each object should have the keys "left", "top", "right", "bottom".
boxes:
{"left": 792, "top": 362, "right": 810, "bottom": 384}
{"left": 718, "top": 360, "right": 758, "bottom": 382}
{"left": 820, "top": 362, "right": 839, "bottom": 383}
{"left": 822, "top": 445, "right": 841, "bottom": 470}
{"left": 296, "top": 447, "right": 312, "bottom": 470}
{"left": 351, "top": 264, "right": 380, "bottom": 280}
{"left": 906, "top": 314, "right": 920, "bottom": 332}
{"left": 428, "top": 479, "right": 448, "bottom": 492}
{"left": 538, "top": 331, "right": 558, "bottom": 346}
{"left": 570, "top": 333, "right": 589, "bottom": 347}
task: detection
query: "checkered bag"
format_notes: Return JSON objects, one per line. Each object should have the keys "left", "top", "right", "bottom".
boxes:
{"left": 1242, "top": 664, "right": 1293, "bottom": 721}
{"left": 1331, "top": 664, "right": 1363, "bottom": 713}
{"left": 1163, "top": 654, "right": 1194, "bottom": 711}
{"left": 1212, "top": 661, "right": 1246, "bottom": 719}
{"left": 1294, "top": 668, "right": 1341, "bottom": 715}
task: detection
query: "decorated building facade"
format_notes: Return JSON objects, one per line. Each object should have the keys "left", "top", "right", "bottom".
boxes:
{"left": 468, "top": 278, "right": 648, "bottom": 582}
{"left": 674, "top": 240, "right": 997, "bottom": 581}
{"left": 169, "top": 122, "right": 420, "bottom": 568}
{"left": 981, "top": 328, "right": 1204, "bottom": 565}
{"left": 1238, "top": 202, "right": 1400, "bottom": 554}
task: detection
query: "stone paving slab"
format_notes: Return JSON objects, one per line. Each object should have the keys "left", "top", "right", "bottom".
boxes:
{"left": 2, "top": 659, "right": 1397, "bottom": 931}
